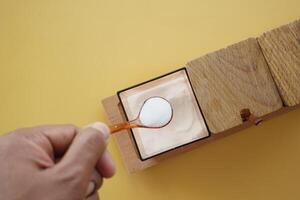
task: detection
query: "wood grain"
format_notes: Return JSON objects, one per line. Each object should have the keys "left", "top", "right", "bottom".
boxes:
{"left": 102, "top": 19, "right": 300, "bottom": 172}
{"left": 186, "top": 38, "right": 282, "bottom": 133}
{"left": 101, "top": 95, "right": 242, "bottom": 172}
{"left": 102, "top": 95, "right": 296, "bottom": 173}
{"left": 258, "top": 19, "right": 300, "bottom": 106}
{"left": 102, "top": 96, "right": 147, "bottom": 173}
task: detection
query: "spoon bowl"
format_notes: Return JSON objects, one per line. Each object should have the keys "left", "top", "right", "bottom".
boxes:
{"left": 109, "top": 97, "right": 173, "bottom": 134}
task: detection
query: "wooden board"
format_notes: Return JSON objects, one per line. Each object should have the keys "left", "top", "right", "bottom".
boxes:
{"left": 103, "top": 95, "right": 210, "bottom": 173}
{"left": 258, "top": 19, "right": 300, "bottom": 106}
{"left": 186, "top": 38, "right": 283, "bottom": 134}
{"left": 102, "top": 95, "right": 298, "bottom": 173}
{"left": 102, "top": 95, "right": 244, "bottom": 173}
{"left": 102, "top": 19, "right": 300, "bottom": 173}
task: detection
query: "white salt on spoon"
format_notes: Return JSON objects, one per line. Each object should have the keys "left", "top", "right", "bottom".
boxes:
{"left": 138, "top": 97, "right": 173, "bottom": 128}
{"left": 109, "top": 97, "right": 173, "bottom": 134}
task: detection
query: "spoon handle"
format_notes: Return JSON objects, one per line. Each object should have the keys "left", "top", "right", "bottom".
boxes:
{"left": 109, "top": 122, "right": 140, "bottom": 134}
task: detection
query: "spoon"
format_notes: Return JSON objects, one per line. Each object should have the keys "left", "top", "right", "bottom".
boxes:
{"left": 109, "top": 97, "right": 173, "bottom": 134}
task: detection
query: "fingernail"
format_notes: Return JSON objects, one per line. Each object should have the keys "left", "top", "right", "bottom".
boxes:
{"left": 85, "top": 180, "right": 96, "bottom": 197}
{"left": 87, "top": 122, "right": 109, "bottom": 141}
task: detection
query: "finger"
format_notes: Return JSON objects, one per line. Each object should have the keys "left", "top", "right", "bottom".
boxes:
{"left": 14, "top": 124, "right": 78, "bottom": 160}
{"left": 91, "top": 170, "right": 103, "bottom": 190}
{"left": 85, "top": 122, "right": 109, "bottom": 141}
{"left": 96, "top": 150, "right": 115, "bottom": 178}
{"left": 57, "top": 123, "right": 109, "bottom": 180}
{"left": 86, "top": 181, "right": 97, "bottom": 198}
{"left": 38, "top": 124, "right": 78, "bottom": 158}
{"left": 86, "top": 170, "right": 103, "bottom": 197}
{"left": 86, "top": 193, "right": 99, "bottom": 200}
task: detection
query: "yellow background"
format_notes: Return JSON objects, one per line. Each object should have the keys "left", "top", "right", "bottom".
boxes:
{"left": 0, "top": 0, "right": 299, "bottom": 199}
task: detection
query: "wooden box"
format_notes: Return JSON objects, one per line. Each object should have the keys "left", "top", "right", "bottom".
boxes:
{"left": 102, "top": 19, "right": 300, "bottom": 173}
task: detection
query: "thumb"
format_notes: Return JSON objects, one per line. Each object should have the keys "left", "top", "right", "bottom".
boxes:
{"left": 56, "top": 122, "right": 109, "bottom": 181}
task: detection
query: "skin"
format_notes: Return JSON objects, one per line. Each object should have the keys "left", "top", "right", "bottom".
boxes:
{"left": 0, "top": 122, "right": 115, "bottom": 200}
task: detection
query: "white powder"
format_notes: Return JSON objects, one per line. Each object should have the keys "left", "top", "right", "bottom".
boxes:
{"left": 139, "top": 97, "right": 172, "bottom": 128}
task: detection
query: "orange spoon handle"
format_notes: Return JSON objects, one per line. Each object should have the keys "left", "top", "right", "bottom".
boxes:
{"left": 109, "top": 122, "right": 140, "bottom": 134}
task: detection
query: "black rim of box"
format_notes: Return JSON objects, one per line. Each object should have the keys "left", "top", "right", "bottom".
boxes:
{"left": 117, "top": 67, "right": 211, "bottom": 161}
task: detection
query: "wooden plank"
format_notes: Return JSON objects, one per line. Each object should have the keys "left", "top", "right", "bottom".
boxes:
{"left": 102, "top": 96, "right": 149, "bottom": 173}
{"left": 186, "top": 38, "right": 282, "bottom": 134}
{"left": 101, "top": 95, "right": 242, "bottom": 172}
{"left": 258, "top": 19, "right": 300, "bottom": 106}
{"left": 103, "top": 95, "right": 211, "bottom": 172}
{"left": 102, "top": 19, "right": 300, "bottom": 172}
{"left": 102, "top": 95, "right": 295, "bottom": 173}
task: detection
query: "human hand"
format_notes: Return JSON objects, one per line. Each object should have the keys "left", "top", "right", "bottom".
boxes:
{"left": 0, "top": 123, "right": 115, "bottom": 200}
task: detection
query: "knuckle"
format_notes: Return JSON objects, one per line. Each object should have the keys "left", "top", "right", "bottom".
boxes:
{"left": 11, "top": 127, "right": 27, "bottom": 135}
{"left": 63, "top": 164, "right": 86, "bottom": 179}
{"left": 45, "top": 168, "right": 87, "bottom": 200}
{"left": 63, "top": 124, "right": 77, "bottom": 133}
{"left": 10, "top": 128, "right": 36, "bottom": 141}
{"left": 54, "top": 166, "right": 85, "bottom": 191}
